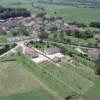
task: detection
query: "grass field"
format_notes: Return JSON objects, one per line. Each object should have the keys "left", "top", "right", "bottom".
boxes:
{"left": 1, "top": 54, "right": 99, "bottom": 100}
{"left": 0, "top": 0, "right": 100, "bottom": 24}
{"left": 62, "top": 61, "right": 95, "bottom": 81}
{"left": 40, "top": 60, "right": 100, "bottom": 100}
{"left": 40, "top": 61, "right": 94, "bottom": 94}
{"left": 40, "top": 4, "right": 100, "bottom": 24}
{"left": 60, "top": 54, "right": 100, "bottom": 100}
{"left": 86, "top": 78, "right": 100, "bottom": 100}
{"left": 17, "top": 55, "right": 73, "bottom": 98}
{"left": 0, "top": 61, "right": 59, "bottom": 100}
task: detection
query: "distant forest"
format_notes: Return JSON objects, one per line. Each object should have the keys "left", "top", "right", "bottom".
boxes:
{"left": 38, "top": 0, "right": 100, "bottom": 7}
{"left": 0, "top": 6, "right": 31, "bottom": 19}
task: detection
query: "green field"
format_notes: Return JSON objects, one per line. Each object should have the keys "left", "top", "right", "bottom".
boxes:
{"left": 17, "top": 54, "right": 73, "bottom": 98}
{"left": 40, "top": 59, "right": 100, "bottom": 100}
{"left": 0, "top": 61, "right": 59, "bottom": 100}
{"left": 0, "top": 0, "right": 100, "bottom": 24}
{"left": 62, "top": 61, "right": 100, "bottom": 100}
{"left": 1, "top": 53, "right": 99, "bottom": 100}
{"left": 40, "top": 4, "right": 100, "bottom": 24}
{"left": 40, "top": 61, "right": 94, "bottom": 94}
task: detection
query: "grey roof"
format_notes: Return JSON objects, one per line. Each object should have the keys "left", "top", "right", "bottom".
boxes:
{"left": 94, "top": 34, "right": 100, "bottom": 40}
{"left": 44, "top": 47, "right": 60, "bottom": 55}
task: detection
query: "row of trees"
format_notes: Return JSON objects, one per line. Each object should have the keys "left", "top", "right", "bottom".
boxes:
{"left": 90, "top": 22, "right": 100, "bottom": 28}
{"left": 68, "top": 22, "right": 87, "bottom": 28}
{"left": 0, "top": 6, "right": 31, "bottom": 19}
{"left": 95, "top": 59, "right": 100, "bottom": 75}
{"left": 67, "top": 21, "right": 100, "bottom": 28}
{"left": 0, "top": 44, "right": 16, "bottom": 55}
{"left": 65, "top": 29, "right": 93, "bottom": 39}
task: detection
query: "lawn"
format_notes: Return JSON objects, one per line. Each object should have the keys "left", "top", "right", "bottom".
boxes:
{"left": 0, "top": 61, "right": 59, "bottom": 100}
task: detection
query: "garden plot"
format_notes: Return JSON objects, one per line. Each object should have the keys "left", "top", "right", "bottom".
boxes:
{"left": 40, "top": 61, "right": 94, "bottom": 94}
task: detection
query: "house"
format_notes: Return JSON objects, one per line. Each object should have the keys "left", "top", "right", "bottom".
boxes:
{"left": 24, "top": 47, "right": 39, "bottom": 58}
{"left": 44, "top": 47, "right": 60, "bottom": 55}
{"left": 94, "top": 34, "right": 100, "bottom": 41}
{"left": 88, "top": 49, "right": 100, "bottom": 59}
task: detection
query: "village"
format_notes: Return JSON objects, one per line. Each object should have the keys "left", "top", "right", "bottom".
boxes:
{"left": 0, "top": 2, "right": 100, "bottom": 100}
{"left": 0, "top": 13, "right": 100, "bottom": 62}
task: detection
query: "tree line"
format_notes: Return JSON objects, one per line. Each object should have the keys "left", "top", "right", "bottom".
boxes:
{"left": 90, "top": 22, "right": 100, "bottom": 28}
{"left": 0, "top": 6, "right": 31, "bottom": 19}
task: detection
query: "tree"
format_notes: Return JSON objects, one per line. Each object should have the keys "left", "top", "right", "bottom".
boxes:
{"left": 95, "top": 59, "right": 100, "bottom": 75}
{"left": 38, "top": 32, "right": 48, "bottom": 39}
{"left": 0, "top": 6, "right": 31, "bottom": 19}
{"left": 54, "top": 11, "right": 57, "bottom": 15}
{"left": 12, "top": 31, "right": 18, "bottom": 36}
{"left": 66, "top": 39, "right": 71, "bottom": 44}
{"left": 84, "top": 30, "right": 93, "bottom": 38}
{"left": 5, "top": 44, "right": 10, "bottom": 51}
{"left": 65, "top": 29, "right": 72, "bottom": 36}
{"left": 68, "top": 22, "right": 87, "bottom": 28}
{"left": 73, "top": 30, "right": 80, "bottom": 38}
{"left": 49, "top": 26, "right": 57, "bottom": 32}
{"left": 49, "top": 17, "right": 55, "bottom": 21}
{"left": 36, "top": 12, "right": 46, "bottom": 17}
{"left": 59, "top": 32, "right": 64, "bottom": 39}
{"left": 53, "top": 33, "right": 57, "bottom": 38}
